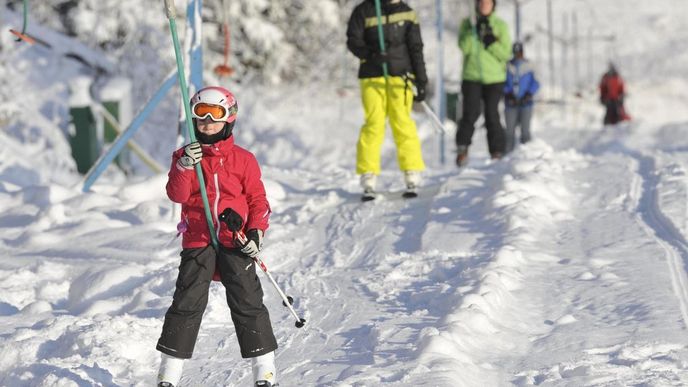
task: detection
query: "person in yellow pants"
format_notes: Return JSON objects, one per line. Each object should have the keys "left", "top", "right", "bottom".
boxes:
{"left": 357, "top": 76, "right": 425, "bottom": 175}
{"left": 347, "top": 0, "right": 428, "bottom": 200}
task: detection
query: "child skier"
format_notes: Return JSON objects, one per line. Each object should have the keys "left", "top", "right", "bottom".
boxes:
{"left": 156, "top": 86, "right": 278, "bottom": 387}
{"left": 503, "top": 41, "right": 540, "bottom": 153}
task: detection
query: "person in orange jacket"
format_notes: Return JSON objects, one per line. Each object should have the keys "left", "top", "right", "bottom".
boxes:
{"left": 599, "top": 63, "right": 631, "bottom": 125}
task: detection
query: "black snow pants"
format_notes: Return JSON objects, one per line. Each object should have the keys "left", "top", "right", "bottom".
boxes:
{"left": 156, "top": 245, "right": 278, "bottom": 359}
{"left": 603, "top": 100, "right": 623, "bottom": 125}
{"left": 456, "top": 80, "right": 506, "bottom": 155}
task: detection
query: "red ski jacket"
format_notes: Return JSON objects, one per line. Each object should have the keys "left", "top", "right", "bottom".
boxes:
{"left": 599, "top": 72, "right": 625, "bottom": 102}
{"left": 166, "top": 136, "right": 270, "bottom": 249}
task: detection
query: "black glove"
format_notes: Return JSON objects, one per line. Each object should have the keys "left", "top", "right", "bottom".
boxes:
{"left": 240, "top": 229, "right": 263, "bottom": 258}
{"left": 477, "top": 16, "right": 497, "bottom": 48}
{"left": 369, "top": 51, "right": 389, "bottom": 66}
{"left": 219, "top": 207, "right": 243, "bottom": 232}
{"left": 178, "top": 141, "right": 202, "bottom": 169}
{"left": 505, "top": 92, "right": 517, "bottom": 105}
{"left": 482, "top": 32, "right": 497, "bottom": 48}
{"left": 414, "top": 83, "right": 426, "bottom": 102}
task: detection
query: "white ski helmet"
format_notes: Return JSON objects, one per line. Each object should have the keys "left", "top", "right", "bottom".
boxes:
{"left": 190, "top": 86, "right": 238, "bottom": 124}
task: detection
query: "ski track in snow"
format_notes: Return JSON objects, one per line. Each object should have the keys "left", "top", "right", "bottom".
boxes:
{"left": 633, "top": 153, "right": 688, "bottom": 330}
{"left": 580, "top": 123, "right": 688, "bottom": 330}
{"left": 497, "top": 123, "right": 688, "bottom": 386}
{"left": 248, "top": 176, "right": 449, "bottom": 385}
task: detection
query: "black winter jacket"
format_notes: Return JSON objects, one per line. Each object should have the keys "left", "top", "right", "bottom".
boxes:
{"left": 346, "top": 0, "right": 428, "bottom": 86}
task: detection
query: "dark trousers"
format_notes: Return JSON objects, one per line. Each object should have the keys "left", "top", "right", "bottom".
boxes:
{"left": 156, "top": 245, "right": 278, "bottom": 359}
{"left": 604, "top": 100, "right": 624, "bottom": 125}
{"left": 504, "top": 106, "right": 533, "bottom": 153}
{"left": 456, "top": 81, "right": 506, "bottom": 154}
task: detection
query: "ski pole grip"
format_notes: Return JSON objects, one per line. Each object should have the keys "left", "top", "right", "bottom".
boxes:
{"left": 164, "top": 0, "right": 176, "bottom": 18}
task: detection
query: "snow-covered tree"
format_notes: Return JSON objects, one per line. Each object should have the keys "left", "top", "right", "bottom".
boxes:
{"left": 7, "top": 0, "right": 356, "bottom": 84}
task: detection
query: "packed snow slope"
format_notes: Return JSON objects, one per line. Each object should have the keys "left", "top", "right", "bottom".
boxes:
{"left": 3, "top": 0, "right": 688, "bottom": 386}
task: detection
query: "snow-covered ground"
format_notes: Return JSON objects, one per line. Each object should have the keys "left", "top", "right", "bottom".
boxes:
{"left": 3, "top": 0, "right": 688, "bottom": 386}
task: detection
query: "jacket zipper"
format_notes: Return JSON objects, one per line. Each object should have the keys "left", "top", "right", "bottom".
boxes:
{"left": 473, "top": 22, "right": 484, "bottom": 83}
{"left": 212, "top": 158, "right": 222, "bottom": 240}
{"left": 514, "top": 60, "right": 521, "bottom": 96}
{"left": 213, "top": 173, "right": 220, "bottom": 239}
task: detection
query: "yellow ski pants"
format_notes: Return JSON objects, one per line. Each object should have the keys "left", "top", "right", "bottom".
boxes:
{"left": 356, "top": 76, "right": 426, "bottom": 175}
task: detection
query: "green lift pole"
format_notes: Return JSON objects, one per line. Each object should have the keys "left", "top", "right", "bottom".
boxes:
{"left": 163, "top": 0, "right": 219, "bottom": 251}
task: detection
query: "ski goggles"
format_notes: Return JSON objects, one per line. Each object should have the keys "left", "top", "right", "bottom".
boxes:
{"left": 191, "top": 102, "right": 237, "bottom": 122}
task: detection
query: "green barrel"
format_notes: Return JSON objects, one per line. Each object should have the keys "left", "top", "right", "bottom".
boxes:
{"left": 68, "top": 105, "right": 100, "bottom": 174}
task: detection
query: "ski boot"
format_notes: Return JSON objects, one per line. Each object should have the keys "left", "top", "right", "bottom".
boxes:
{"left": 252, "top": 351, "right": 277, "bottom": 387}
{"left": 361, "top": 188, "right": 377, "bottom": 202}
{"left": 157, "top": 353, "right": 183, "bottom": 387}
{"left": 402, "top": 171, "right": 420, "bottom": 198}
{"left": 360, "top": 173, "right": 377, "bottom": 202}
{"left": 456, "top": 145, "right": 469, "bottom": 167}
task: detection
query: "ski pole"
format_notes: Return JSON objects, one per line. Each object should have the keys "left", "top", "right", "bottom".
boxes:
{"left": 219, "top": 208, "right": 306, "bottom": 328}
{"left": 406, "top": 80, "right": 447, "bottom": 134}
{"left": 420, "top": 101, "right": 447, "bottom": 134}
{"left": 375, "top": 1, "right": 444, "bottom": 135}
{"left": 163, "top": 0, "right": 219, "bottom": 251}
{"left": 234, "top": 231, "right": 306, "bottom": 328}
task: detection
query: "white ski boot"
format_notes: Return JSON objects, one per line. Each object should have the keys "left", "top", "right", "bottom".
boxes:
{"left": 157, "top": 353, "right": 184, "bottom": 387}
{"left": 360, "top": 173, "right": 377, "bottom": 202}
{"left": 253, "top": 351, "right": 277, "bottom": 387}
{"left": 402, "top": 171, "right": 421, "bottom": 198}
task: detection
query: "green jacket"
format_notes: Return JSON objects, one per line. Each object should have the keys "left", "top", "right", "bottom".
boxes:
{"left": 458, "top": 13, "right": 511, "bottom": 84}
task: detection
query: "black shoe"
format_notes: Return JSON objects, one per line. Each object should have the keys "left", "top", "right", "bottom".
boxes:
{"left": 159, "top": 383, "right": 174, "bottom": 387}
{"left": 255, "top": 381, "right": 274, "bottom": 387}
{"left": 456, "top": 146, "right": 469, "bottom": 167}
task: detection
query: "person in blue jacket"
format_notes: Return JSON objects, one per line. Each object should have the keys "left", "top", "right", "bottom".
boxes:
{"left": 503, "top": 42, "right": 539, "bottom": 153}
